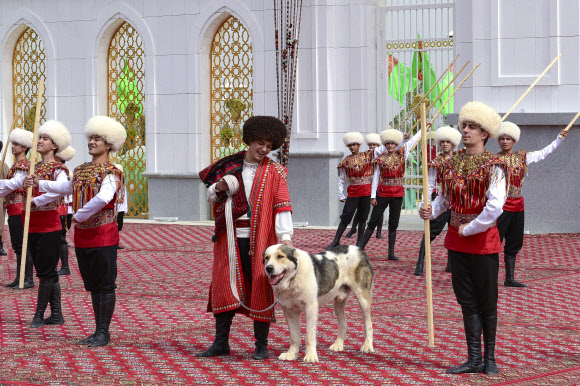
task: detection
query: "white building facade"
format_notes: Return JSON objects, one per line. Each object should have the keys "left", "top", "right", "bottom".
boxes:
{"left": 0, "top": 0, "right": 577, "bottom": 233}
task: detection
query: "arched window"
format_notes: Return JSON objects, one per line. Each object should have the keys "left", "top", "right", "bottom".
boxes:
{"left": 210, "top": 16, "right": 253, "bottom": 162}
{"left": 108, "top": 22, "right": 147, "bottom": 218}
{"left": 13, "top": 27, "right": 46, "bottom": 130}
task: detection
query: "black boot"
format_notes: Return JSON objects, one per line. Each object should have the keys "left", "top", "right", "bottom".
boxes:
{"left": 345, "top": 225, "right": 357, "bottom": 239}
{"left": 0, "top": 244, "right": 7, "bottom": 256}
{"left": 43, "top": 282, "right": 65, "bottom": 325}
{"left": 14, "top": 251, "right": 35, "bottom": 289}
{"left": 253, "top": 321, "right": 270, "bottom": 360}
{"left": 196, "top": 311, "right": 235, "bottom": 357}
{"left": 57, "top": 243, "right": 70, "bottom": 275}
{"left": 356, "top": 223, "right": 366, "bottom": 246}
{"left": 375, "top": 224, "right": 384, "bottom": 239}
{"left": 5, "top": 253, "right": 22, "bottom": 288}
{"left": 77, "top": 292, "right": 100, "bottom": 345}
{"left": 504, "top": 255, "right": 527, "bottom": 287}
{"left": 387, "top": 230, "right": 400, "bottom": 261}
{"left": 30, "top": 279, "right": 54, "bottom": 328}
{"left": 447, "top": 309, "right": 484, "bottom": 374}
{"left": 89, "top": 292, "right": 116, "bottom": 347}
{"left": 445, "top": 256, "right": 452, "bottom": 273}
{"left": 356, "top": 227, "right": 375, "bottom": 250}
{"left": 482, "top": 313, "right": 499, "bottom": 375}
{"left": 415, "top": 237, "right": 426, "bottom": 276}
{"left": 326, "top": 221, "right": 348, "bottom": 250}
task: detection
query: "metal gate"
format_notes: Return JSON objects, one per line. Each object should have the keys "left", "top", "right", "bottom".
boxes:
{"left": 383, "top": 0, "right": 455, "bottom": 215}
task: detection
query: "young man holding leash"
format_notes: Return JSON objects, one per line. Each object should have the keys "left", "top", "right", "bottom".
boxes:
{"left": 496, "top": 121, "right": 569, "bottom": 287}
{"left": 197, "top": 116, "right": 293, "bottom": 360}
{"left": 26, "top": 116, "right": 126, "bottom": 347}
{"left": 419, "top": 101, "right": 506, "bottom": 375}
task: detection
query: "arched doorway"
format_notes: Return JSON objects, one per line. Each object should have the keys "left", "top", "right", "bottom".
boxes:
{"left": 107, "top": 22, "right": 148, "bottom": 218}
{"left": 210, "top": 16, "right": 253, "bottom": 162}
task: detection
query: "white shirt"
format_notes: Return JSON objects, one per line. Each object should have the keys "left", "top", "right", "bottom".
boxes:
{"left": 39, "top": 174, "right": 121, "bottom": 223}
{"left": 0, "top": 169, "right": 68, "bottom": 206}
{"left": 525, "top": 135, "right": 564, "bottom": 165}
{"left": 430, "top": 165, "right": 507, "bottom": 236}
{"left": 116, "top": 186, "right": 128, "bottom": 213}
{"left": 206, "top": 160, "right": 293, "bottom": 241}
{"left": 371, "top": 131, "right": 421, "bottom": 198}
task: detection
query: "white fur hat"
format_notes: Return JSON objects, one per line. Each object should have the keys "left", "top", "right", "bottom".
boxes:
{"left": 365, "top": 133, "right": 381, "bottom": 145}
{"left": 55, "top": 146, "right": 76, "bottom": 162}
{"left": 380, "top": 129, "right": 404, "bottom": 145}
{"left": 458, "top": 101, "right": 502, "bottom": 139}
{"left": 114, "top": 163, "right": 124, "bottom": 173}
{"left": 85, "top": 116, "right": 127, "bottom": 152}
{"left": 38, "top": 120, "right": 72, "bottom": 152}
{"left": 434, "top": 126, "right": 462, "bottom": 148}
{"left": 497, "top": 121, "right": 520, "bottom": 143}
{"left": 343, "top": 132, "right": 364, "bottom": 146}
{"left": 9, "top": 128, "right": 33, "bottom": 149}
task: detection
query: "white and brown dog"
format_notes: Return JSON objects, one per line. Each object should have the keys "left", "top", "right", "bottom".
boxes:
{"left": 263, "top": 244, "right": 374, "bottom": 362}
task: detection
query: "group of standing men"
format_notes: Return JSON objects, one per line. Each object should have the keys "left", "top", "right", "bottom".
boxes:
{"left": 0, "top": 116, "right": 127, "bottom": 347}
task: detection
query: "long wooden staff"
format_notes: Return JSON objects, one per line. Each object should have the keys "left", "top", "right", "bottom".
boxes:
{"left": 18, "top": 79, "right": 43, "bottom": 288}
{"left": 559, "top": 111, "right": 580, "bottom": 138}
{"left": 502, "top": 53, "right": 561, "bottom": 122}
{"left": 420, "top": 102, "right": 435, "bottom": 347}
{"left": 395, "top": 54, "right": 460, "bottom": 132}
{"left": 408, "top": 63, "right": 482, "bottom": 153}
{"left": 404, "top": 60, "right": 471, "bottom": 137}
{"left": 0, "top": 120, "right": 17, "bottom": 176}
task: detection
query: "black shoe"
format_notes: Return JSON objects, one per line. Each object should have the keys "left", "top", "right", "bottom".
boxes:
{"left": 415, "top": 237, "right": 426, "bottom": 276}
{"left": 356, "top": 228, "right": 375, "bottom": 250}
{"left": 375, "top": 228, "right": 384, "bottom": 239}
{"left": 252, "top": 321, "right": 270, "bottom": 360}
{"left": 446, "top": 361, "right": 484, "bottom": 374}
{"left": 504, "top": 254, "right": 527, "bottom": 287}
{"left": 88, "top": 293, "right": 116, "bottom": 347}
{"left": 30, "top": 280, "right": 54, "bottom": 328}
{"left": 387, "top": 231, "right": 400, "bottom": 261}
{"left": 0, "top": 246, "right": 7, "bottom": 256}
{"left": 196, "top": 311, "right": 235, "bottom": 357}
{"left": 484, "top": 360, "right": 499, "bottom": 375}
{"left": 13, "top": 277, "right": 35, "bottom": 290}
{"left": 5, "top": 277, "right": 19, "bottom": 288}
{"left": 43, "top": 282, "right": 65, "bottom": 326}
{"left": 253, "top": 344, "right": 268, "bottom": 360}
{"left": 76, "top": 334, "right": 96, "bottom": 345}
{"left": 504, "top": 278, "right": 527, "bottom": 287}
{"left": 447, "top": 308, "right": 484, "bottom": 374}
{"left": 344, "top": 227, "right": 357, "bottom": 239}
{"left": 196, "top": 341, "right": 231, "bottom": 357}
{"left": 57, "top": 267, "right": 70, "bottom": 276}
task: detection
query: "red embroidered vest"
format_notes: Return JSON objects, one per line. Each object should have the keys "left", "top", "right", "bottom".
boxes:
{"left": 6, "top": 159, "right": 29, "bottom": 216}
{"left": 498, "top": 151, "right": 527, "bottom": 212}
{"left": 72, "top": 162, "right": 124, "bottom": 248}
{"left": 375, "top": 149, "right": 405, "bottom": 197}
{"left": 428, "top": 153, "right": 452, "bottom": 196}
{"left": 22, "top": 161, "right": 68, "bottom": 233}
{"left": 439, "top": 150, "right": 505, "bottom": 254}
{"left": 337, "top": 150, "right": 374, "bottom": 197}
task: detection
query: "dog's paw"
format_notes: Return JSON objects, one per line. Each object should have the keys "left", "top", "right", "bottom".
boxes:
{"left": 360, "top": 344, "right": 375, "bottom": 353}
{"left": 329, "top": 341, "right": 344, "bottom": 352}
{"left": 303, "top": 353, "right": 319, "bottom": 363}
{"left": 278, "top": 352, "right": 297, "bottom": 361}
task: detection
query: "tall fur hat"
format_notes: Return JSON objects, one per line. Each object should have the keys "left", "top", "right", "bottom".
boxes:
{"left": 242, "top": 116, "right": 287, "bottom": 150}
{"left": 497, "top": 121, "right": 520, "bottom": 143}
{"left": 343, "top": 132, "right": 364, "bottom": 146}
{"left": 8, "top": 128, "right": 33, "bottom": 149}
{"left": 458, "top": 101, "right": 501, "bottom": 139}
{"left": 38, "top": 120, "right": 72, "bottom": 152}
{"left": 365, "top": 133, "right": 381, "bottom": 146}
{"left": 434, "top": 126, "right": 462, "bottom": 148}
{"left": 380, "top": 129, "right": 404, "bottom": 145}
{"left": 85, "top": 116, "right": 127, "bottom": 152}
{"left": 55, "top": 146, "right": 76, "bottom": 162}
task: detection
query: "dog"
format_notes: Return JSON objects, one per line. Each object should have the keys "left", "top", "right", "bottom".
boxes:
{"left": 263, "top": 244, "right": 374, "bottom": 362}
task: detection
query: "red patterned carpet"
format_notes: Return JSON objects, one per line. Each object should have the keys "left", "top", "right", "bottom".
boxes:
{"left": 0, "top": 223, "right": 579, "bottom": 385}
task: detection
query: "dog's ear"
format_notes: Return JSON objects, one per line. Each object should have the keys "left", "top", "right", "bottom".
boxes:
{"left": 279, "top": 245, "right": 297, "bottom": 266}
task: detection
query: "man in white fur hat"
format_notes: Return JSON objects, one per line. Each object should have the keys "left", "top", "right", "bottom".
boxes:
{"left": 496, "top": 122, "right": 569, "bottom": 287}
{"left": 27, "top": 116, "right": 126, "bottom": 347}
{"left": 3, "top": 128, "right": 35, "bottom": 289}
{"left": 327, "top": 132, "right": 375, "bottom": 249}
{"left": 0, "top": 120, "right": 71, "bottom": 328}
{"left": 414, "top": 126, "right": 462, "bottom": 276}
{"left": 54, "top": 146, "right": 76, "bottom": 276}
{"left": 419, "top": 101, "right": 506, "bottom": 375}
{"left": 345, "top": 133, "right": 385, "bottom": 240}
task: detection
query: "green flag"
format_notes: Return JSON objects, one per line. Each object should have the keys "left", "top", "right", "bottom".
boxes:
{"left": 411, "top": 36, "right": 443, "bottom": 111}
{"left": 117, "top": 59, "right": 144, "bottom": 119}
{"left": 439, "top": 64, "right": 454, "bottom": 115}
{"left": 388, "top": 53, "right": 417, "bottom": 104}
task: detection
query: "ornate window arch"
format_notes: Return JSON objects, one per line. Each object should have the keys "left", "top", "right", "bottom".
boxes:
{"left": 12, "top": 26, "right": 46, "bottom": 130}
{"left": 107, "top": 21, "right": 147, "bottom": 218}
{"left": 210, "top": 16, "right": 253, "bottom": 162}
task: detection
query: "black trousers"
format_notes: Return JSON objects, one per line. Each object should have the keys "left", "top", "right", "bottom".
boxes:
{"left": 238, "top": 237, "right": 252, "bottom": 285}
{"left": 340, "top": 196, "right": 370, "bottom": 227}
{"left": 497, "top": 210, "right": 525, "bottom": 256}
{"left": 29, "top": 231, "right": 61, "bottom": 282}
{"left": 367, "top": 196, "right": 403, "bottom": 231}
{"left": 428, "top": 209, "right": 451, "bottom": 241}
{"left": 8, "top": 215, "right": 25, "bottom": 255}
{"left": 117, "top": 211, "right": 125, "bottom": 232}
{"left": 449, "top": 250, "right": 499, "bottom": 317}
{"left": 59, "top": 215, "right": 70, "bottom": 245}
{"left": 351, "top": 209, "right": 383, "bottom": 229}
{"left": 75, "top": 246, "right": 118, "bottom": 292}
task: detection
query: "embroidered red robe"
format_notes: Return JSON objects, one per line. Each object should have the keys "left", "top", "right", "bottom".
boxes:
{"left": 375, "top": 148, "right": 406, "bottom": 197}
{"left": 337, "top": 150, "right": 374, "bottom": 197}
{"left": 498, "top": 151, "right": 527, "bottom": 212}
{"left": 6, "top": 159, "right": 29, "bottom": 216}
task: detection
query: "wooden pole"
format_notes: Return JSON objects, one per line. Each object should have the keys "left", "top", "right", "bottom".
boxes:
{"left": 559, "top": 111, "right": 580, "bottom": 138}
{"left": 18, "top": 79, "right": 43, "bottom": 289}
{"left": 502, "top": 53, "right": 561, "bottom": 122}
{"left": 420, "top": 102, "right": 435, "bottom": 347}
{"left": 0, "top": 120, "right": 17, "bottom": 176}
{"left": 404, "top": 60, "right": 470, "bottom": 137}
{"left": 395, "top": 54, "right": 460, "bottom": 132}
{"left": 408, "top": 63, "right": 482, "bottom": 153}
